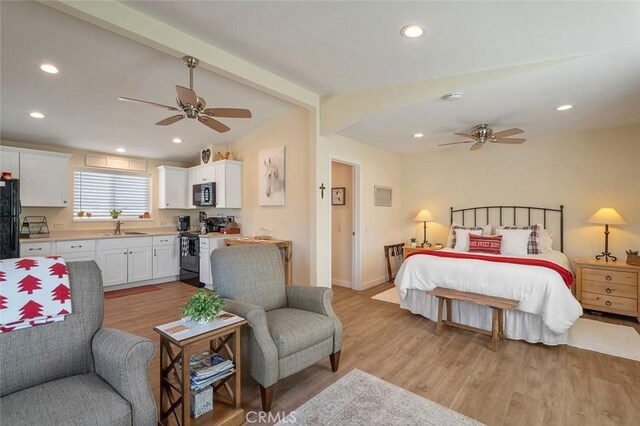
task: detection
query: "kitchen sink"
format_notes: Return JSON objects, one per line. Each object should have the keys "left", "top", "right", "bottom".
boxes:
{"left": 124, "top": 231, "right": 147, "bottom": 235}
{"left": 96, "top": 232, "right": 147, "bottom": 236}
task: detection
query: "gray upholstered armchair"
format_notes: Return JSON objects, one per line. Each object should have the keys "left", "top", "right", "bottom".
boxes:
{"left": 0, "top": 261, "right": 156, "bottom": 426}
{"left": 211, "top": 245, "right": 343, "bottom": 412}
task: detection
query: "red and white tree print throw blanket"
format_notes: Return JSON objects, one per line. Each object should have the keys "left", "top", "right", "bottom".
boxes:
{"left": 0, "top": 256, "right": 72, "bottom": 333}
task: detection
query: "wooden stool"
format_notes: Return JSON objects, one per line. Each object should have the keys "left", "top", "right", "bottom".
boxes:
{"left": 384, "top": 243, "right": 405, "bottom": 282}
{"left": 427, "top": 287, "right": 519, "bottom": 351}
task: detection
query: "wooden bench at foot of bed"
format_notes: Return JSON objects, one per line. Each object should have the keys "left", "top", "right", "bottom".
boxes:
{"left": 426, "top": 287, "right": 519, "bottom": 351}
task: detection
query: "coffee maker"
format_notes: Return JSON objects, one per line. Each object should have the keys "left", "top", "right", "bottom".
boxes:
{"left": 177, "top": 215, "right": 190, "bottom": 231}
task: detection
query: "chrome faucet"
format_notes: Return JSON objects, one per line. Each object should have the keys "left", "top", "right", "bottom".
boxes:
{"left": 115, "top": 220, "right": 123, "bottom": 235}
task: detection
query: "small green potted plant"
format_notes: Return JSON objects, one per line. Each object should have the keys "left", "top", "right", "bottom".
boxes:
{"left": 181, "top": 289, "right": 225, "bottom": 324}
{"left": 110, "top": 209, "right": 122, "bottom": 219}
{"left": 410, "top": 237, "right": 418, "bottom": 248}
{"left": 625, "top": 249, "right": 640, "bottom": 266}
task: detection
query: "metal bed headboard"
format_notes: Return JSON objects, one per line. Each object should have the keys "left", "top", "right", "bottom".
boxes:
{"left": 450, "top": 205, "right": 564, "bottom": 252}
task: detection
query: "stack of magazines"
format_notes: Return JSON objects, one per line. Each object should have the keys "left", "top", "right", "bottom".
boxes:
{"left": 178, "top": 350, "right": 235, "bottom": 391}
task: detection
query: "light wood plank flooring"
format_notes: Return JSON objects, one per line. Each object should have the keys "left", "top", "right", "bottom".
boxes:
{"left": 104, "top": 281, "right": 640, "bottom": 425}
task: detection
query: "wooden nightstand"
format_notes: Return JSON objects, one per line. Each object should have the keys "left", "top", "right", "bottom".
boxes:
{"left": 573, "top": 257, "right": 640, "bottom": 322}
{"left": 403, "top": 245, "right": 442, "bottom": 259}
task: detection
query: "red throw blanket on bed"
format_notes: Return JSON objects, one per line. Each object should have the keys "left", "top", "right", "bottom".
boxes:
{"left": 406, "top": 250, "right": 574, "bottom": 288}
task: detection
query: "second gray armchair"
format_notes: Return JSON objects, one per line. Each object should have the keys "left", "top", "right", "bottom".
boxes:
{"left": 211, "top": 244, "right": 343, "bottom": 412}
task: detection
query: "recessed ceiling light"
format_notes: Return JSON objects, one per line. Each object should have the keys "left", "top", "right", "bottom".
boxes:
{"left": 443, "top": 92, "right": 463, "bottom": 101}
{"left": 39, "top": 63, "right": 59, "bottom": 74}
{"left": 116, "top": 147, "right": 127, "bottom": 153}
{"left": 401, "top": 24, "right": 425, "bottom": 39}
{"left": 556, "top": 104, "right": 573, "bottom": 111}
{"left": 172, "top": 138, "right": 182, "bottom": 144}
{"left": 413, "top": 133, "right": 424, "bottom": 138}
{"left": 29, "top": 112, "right": 45, "bottom": 119}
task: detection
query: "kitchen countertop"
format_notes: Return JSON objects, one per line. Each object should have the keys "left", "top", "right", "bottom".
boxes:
{"left": 19, "top": 227, "right": 185, "bottom": 243}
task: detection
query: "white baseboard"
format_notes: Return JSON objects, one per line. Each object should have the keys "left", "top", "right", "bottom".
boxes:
{"left": 332, "top": 278, "right": 352, "bottom": 288}
{"left": 103, "top": 275, "right": 178, "bottom": 292}
{"left": 360, "top": 275, "right": 389, "bottom": 290}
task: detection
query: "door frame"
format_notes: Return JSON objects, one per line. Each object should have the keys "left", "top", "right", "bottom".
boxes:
{"left": 328, "top": 156, "right": 362, "bottom": 290}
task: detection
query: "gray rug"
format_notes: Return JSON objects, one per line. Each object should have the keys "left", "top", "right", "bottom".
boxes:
{"left": 277, "top": 369, "right": 482, "bottom": 425}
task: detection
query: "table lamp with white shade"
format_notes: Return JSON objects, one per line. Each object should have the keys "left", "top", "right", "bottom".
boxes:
{"left": 414, "top": 209, "right": 436, "bottom": 247}
{"left": 588, "top": 207, "right": 627, "bottom": 262}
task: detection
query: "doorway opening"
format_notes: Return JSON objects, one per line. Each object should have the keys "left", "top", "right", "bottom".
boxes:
{"left": 330, "top": 159, "right": 360, "bottom": 289}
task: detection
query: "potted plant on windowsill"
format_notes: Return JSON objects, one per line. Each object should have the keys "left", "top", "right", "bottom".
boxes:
{"left": 626, "top": 250, "right": 640, "bottom": 266}
{"left": 181, "top": 289, "right": 225, "bottom": 324}
{"left": 110, "top": 209, "right": 122, "bottom": 219}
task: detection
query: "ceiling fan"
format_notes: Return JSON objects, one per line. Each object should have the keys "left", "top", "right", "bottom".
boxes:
{"left": 119, "top": 56, "right": 252, "bottom": 133}
{"left": 439, "top": 124, "right": 526, "bottom": 151}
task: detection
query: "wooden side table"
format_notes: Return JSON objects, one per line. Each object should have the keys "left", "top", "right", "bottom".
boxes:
{"left": 573, "top": 257, "right": 639, "bottom": 322}
{"left": 224, "top": 238, "right": 293, "bottom": 284}
{"left": 154, "top": 317, "right": 248, "bottom": 426}
{"left": 403, "top": 245, "right": 442, "bottom": 259}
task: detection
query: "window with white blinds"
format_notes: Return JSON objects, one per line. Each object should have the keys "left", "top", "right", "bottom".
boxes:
{"left": 74, "top": 169, "right": 151, "bottom": 218}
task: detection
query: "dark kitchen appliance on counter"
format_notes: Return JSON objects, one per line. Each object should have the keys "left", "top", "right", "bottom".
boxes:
{"left": 0, "top": 179, "right": 21, "bottom": 259}
{"left": 193, "top": 182, "right": 216, "bottom": 207}
{"left": 178, "top": 215, "right": 190, "bottom": 231}
{"left": 179, "top": 233, "right": 203, "bottom": 287}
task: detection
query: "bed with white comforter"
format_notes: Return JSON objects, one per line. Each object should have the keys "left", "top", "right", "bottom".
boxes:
{"left": 394, "top": 249, "right": 583, "bottom": 345}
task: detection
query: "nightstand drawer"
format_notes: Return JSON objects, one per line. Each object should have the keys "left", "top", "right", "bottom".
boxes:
{"left": 583, "top": 280, "right": 637, "bottom": 299}
{"left": 582, "top": 292, "right": 637, "bottom": 313}
{"left": 582, "top": 267, "right": 637, "bottom": 286}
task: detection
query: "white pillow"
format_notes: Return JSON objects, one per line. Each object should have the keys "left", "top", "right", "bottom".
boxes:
{"left": 496, "top": 229, "right": 532, "bottom": 256}
{"left": 540, "top": 228, "right": 554, "bottom": 252}
{"left": 453, "top": 229, "right": 483, "bottom": 251}
{"left": 447, "top": 223, "right": 493, "bottom": 247}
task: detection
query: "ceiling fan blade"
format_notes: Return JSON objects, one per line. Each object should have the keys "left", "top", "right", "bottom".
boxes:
{"left": 176, "top": 85, "right": 198, "bottom": 106}
{"left": 198, "top": 116, "right": 230, "bottom": 133}
{"left": 492, "top": 128, "right": 524, "bottom": 138}
{"left": 155, "top": 115, "right": 185, "bottom": 126}
{"left": 454, "top": 132, "right": 476, "bottom": 140}
{"left": 118, "top": 97, "right": 179, "bottom": 111}
{"left": 438, "top": 141, "right": 474, "bottom": 146}
{"left": 470, "top": 142, "right": 483, "bottom": 151}
{"left": 203, "top": 108, "right": 252, "bottom": 118}
{"left": 493, "top": 138, "right": 526, "bottom": 144}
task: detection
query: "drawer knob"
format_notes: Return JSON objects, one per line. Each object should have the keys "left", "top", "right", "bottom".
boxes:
{"left": 605, "top": 288, "right": 612, "bottom": 294}
{"left": 605, "top": 300, "right": 612, "bottom": 306}
{"left": 605, "top": 275, "right": 612, "bottom": 281}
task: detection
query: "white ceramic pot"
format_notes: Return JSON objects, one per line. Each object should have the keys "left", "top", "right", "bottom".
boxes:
{"left": 411, "top": 242, "right": 417, "bottom": 248}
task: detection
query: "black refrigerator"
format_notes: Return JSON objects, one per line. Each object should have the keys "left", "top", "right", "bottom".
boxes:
{"left": 0, "top": 179, "right": 20, "bottom": 259}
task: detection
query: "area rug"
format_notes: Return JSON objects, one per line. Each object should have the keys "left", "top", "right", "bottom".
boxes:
{"left": 104, "top": 285, "right": 162, "bottom": 299}
{"left": 277, "top": 369, "right": 481, "bottom": 425}
{"left": 371, "top": 288, "right": 640, "bottom": 361}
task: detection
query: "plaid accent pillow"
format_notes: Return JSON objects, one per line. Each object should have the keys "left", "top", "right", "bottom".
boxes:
{"left": 468, "top": 234, "right": 502, "bottom": 254}
{"left": 500, "top": 224, "right": 542, "bottom": 254}
{"left": 449, "top": 225, "right": 484, "bottom": 248}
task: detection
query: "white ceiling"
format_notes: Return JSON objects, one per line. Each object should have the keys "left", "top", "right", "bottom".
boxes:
{"left": 2, "top": 2, "right": 640, "bottom": 157}
{"left": 0, "top": 1, "right": 294, "bottom": 162}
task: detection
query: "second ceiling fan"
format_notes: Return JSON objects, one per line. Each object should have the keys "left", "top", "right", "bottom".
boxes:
{"left": 119, "top": 56, "right": 252, "bottom": 133}
{"left": 439, "top": 124, "right": 526, "bottom": 150}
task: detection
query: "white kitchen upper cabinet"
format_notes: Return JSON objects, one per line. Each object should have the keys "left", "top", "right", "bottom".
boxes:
{"left": 214, "top": 160, "right": 242, "bottom": 208}
{"left": 187, "top": 168, "right": 196, "bottom": 208}
{"left": 128, "top": 245, "right": 153, "bottom": 282}
{"left": 157, "top": 166, "right": 188, "bottom": 209}
{"left": 20, "top": 152, "right": 71, "bottom": 207}
{"left": 194, "top": 165, "right": 215, "bottom": 184}
{"left": 0, "top": 147, "right": 20, "bottom": 178}
{"left": 99, "top": 247, "right": 129, "bottom": 287}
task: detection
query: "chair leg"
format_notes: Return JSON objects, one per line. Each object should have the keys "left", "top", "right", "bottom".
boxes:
{"left": 260, "top": 384, "right": 275, "bottom": 412}
{"left": 330, "top": 351, "right": 341, "bottom": 372}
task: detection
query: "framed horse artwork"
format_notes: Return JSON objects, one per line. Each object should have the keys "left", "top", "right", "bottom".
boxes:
{"left": 258, "top": 146, "right": 286, "bottom": 206}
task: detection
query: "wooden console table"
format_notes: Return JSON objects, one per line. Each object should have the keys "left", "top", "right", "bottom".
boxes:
{"left": 154, "top": 316, "right": 247, "bottom": 426}
{"left": 224, "top": 238, "right": 293, "bottom": 285}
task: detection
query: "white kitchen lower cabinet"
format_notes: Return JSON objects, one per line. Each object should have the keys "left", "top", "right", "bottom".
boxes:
{"left": 99, "top": 247, "right": 129, "bottom": 286}
{"left": 128, "top": 246, "right": 153, "bottom": 282}
{"left": 56, "top": 240, "right": 96, "bottom": 262}
{"left": 152, "top": 235, "right": 178, "bottom": 279}
{"left": 97, "top": 237, "right": 153, "bottom": 287}
{"left": 20, "top": 242, "right": 53, "bottom": 257}
{"left": 199, "top": 236, "right": 227, "bottom": 287}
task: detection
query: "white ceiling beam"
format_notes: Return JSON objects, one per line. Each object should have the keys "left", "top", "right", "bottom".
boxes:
{"left": 40, "top": 0, "right": 319, "bottom": 108}
{"left": 320, "top": 55, "right": 588, "bottom": 135}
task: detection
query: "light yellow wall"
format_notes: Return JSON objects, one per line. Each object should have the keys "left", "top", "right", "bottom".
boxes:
{"left": 1, "top": 139, "right": 193, "bottom": 231}
{"left": 318, "top": 133, "right": 404, "bottom": 289}
{"left": 401, "top": 124, "right": 640, "bottom": 260}
{"left": 331, "top": 161, "right": 353, "bottom": 287}
{"left": 223, "top": 107, "right": 312, "bottom": 284}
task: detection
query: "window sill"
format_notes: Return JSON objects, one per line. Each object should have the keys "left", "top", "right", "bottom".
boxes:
{"left": 73, "top": 217, "right": 154, "bottom": 223}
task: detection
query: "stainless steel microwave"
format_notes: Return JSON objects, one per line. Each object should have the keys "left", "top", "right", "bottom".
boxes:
{"left": 193, "top": 182, "right": 216, "bottom": 207}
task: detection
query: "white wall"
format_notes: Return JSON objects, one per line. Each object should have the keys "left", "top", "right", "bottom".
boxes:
{"left": 401, "top": 124, "right": 640, "bottom": 260}
{"left": 331, "top": 161, "right": 353, "bottom": 287}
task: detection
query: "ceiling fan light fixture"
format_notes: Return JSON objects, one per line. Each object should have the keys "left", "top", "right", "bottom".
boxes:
{"left": 556, "top": 104, "right": 573, "bottom": 111}
{"left": 116, "top": 147, "right": 127, "bottom": 153}
{"left": 29, "top": 111, "right": 45, "bottom": 119}
{"left": 39, "top": 63, "right": 59, "bottom": 74}
{"left": 413, "top": 133, "right": 424, "bottom": 138}
{"left": 172, "top": 138, "right": 182, "bottom": 144}
{"left": 400, "top": 24, "right": 425, "bottom": 38}
{"left": 442, "top": 92, "right": 463, "bottom": 101}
